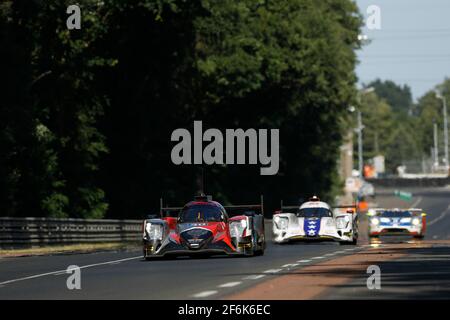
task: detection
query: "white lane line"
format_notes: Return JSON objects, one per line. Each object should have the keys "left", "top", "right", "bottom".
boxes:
{"left": 411, "top": 196, "right": 423, "bottom": 208}
{"left": 243, "top": 275, "right": 266, "bottom": 280}
{"left": 218, "top": 281, "right": 242, "bottom": 288}
{"left": 429, "top": 204, "right": 450, "bottom": 226}
{"left": 263, "top": 269, "right": 282, "bottom": 274}
{"left": 0, "top": 256, "right": 142, "bottom": 286}
{"left": 282, "top": 263, "right": 299, "bottom": 268}
{"left": 335, "top": 250, "right": 346, "bottom": 253}
{"left": 297, "top": 259, "right": 311, "bottom": 263}
{"left": 192, "top": 290, "right": 218, "bottom": 298}
{"left": 324, "top": 253, "right": 336, "bottom": 256}
{"left": 311, "top": 256, "right": 324, "bottom": 260}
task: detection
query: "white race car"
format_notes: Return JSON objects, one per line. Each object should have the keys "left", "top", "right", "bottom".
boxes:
{"left": 272, "top": 196, "right": 358, "bottom": 245}
{"left": 368, "top": 208, "right": 427, "bottom": 239}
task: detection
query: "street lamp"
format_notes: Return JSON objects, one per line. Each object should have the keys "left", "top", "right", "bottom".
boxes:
{"left": 355, "top": 87, "right": 375, "bottom": 179}
{"left": 435, "top": 90, "right": 449, "bottom": 170}
{"left": 433, "top": 119, "right": 439, "bottom": 169}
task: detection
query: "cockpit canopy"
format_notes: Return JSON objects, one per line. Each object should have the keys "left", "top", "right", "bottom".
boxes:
{"left": 297, "top": 207, "right": 332, "bottom": 218}
{"left": 379, "top": 210, "right": 411, "bottom": 218}
{"left": 179, "top": 204, "right": 226, "bottom": 223}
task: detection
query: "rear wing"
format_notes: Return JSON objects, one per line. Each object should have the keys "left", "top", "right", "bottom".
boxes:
{"left": 158, "top": 195, "right": 264, "bottom": 218}
{"left": 279, "top": 200, "right": 300, "bottom": 213}
{"left": 224, "top": 196, "right": 264, "bottom": 218}
{"left": 333, "top": 205, "right": 358, "bottom": 214}
{"left": 277, "top": 201, "right": 358, "bottom": 215}
{"left": 367, "top": 208, "right": 426, "bottom": 217}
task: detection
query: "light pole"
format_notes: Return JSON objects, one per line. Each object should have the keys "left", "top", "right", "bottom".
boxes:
{"left": 356, "top": 110, "right": 364, "bottom": 178}
{"left": 433, "top": 120, "right": 439, "bottom": 169}
{"left": 356, "top": 87, "right": 375, "bottom": 178}
{"left": 435, "top": 90, "right": 449, "bottom": 170}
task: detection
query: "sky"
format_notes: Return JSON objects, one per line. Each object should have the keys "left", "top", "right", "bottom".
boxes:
{"left": 355, "top": 0, "right": 450, "bottom": 101}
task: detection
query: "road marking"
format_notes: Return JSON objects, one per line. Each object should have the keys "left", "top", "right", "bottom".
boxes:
{"left": 297, "top": 259, "right": 311, "bottom": 263}
{"left": 192, "top": 290, "right": 218, "bottom": 298}
{"left": 411, "top": 196, "right": 423, "bottom": 208}
{"left": 324, "top": 253, "right": 336, "bottom": 256}
{"left": 218, "top": 281, "right": 242, "bottom": 288}
{"left": 429, "top": 204, "right": 450, "bottom": 226}
{"left": 263, "top": 269, "right": 282, "bottom": 274}
{"left": 311, "top": 256, "right": 324, "bottom": 259}
{"left": 282, "top": 263, "right": 299, "bottom": 268}
{"left": 243, "top": 275, "right": 266, "bottom": 280}
{"left": 0, "top": 256, "right": 142, "bottom": 286}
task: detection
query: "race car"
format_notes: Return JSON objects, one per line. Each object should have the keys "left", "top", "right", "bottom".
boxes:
{"left": 272, "top": 196, "right": 358, "bottom": 245}
{"left": 142, "top": 194, "right": 266, "bottom": 259}
{"left": 368, "top": 208, "right": 427, "bottom": 238}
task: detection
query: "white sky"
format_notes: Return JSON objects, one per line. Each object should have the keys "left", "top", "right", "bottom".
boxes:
{"left": 355, "top": 0, "right": 450, "bottom": 101}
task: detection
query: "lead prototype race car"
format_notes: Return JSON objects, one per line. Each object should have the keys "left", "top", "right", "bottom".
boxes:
{"left": 272, "top": 196, "right": 358, "bottom": 245}
{"left": 142, "top": 195, "right": 266, "bottom": 259}
{"left": 368, "top": 208, "right": 427, "bottom": 239}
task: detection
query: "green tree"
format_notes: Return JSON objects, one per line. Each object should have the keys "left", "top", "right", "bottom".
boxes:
{"left": 368, "top": 79, "right": 413, "bottom": 115}
{"left": 1, "top": 0, "right": 363, "bottom": 219}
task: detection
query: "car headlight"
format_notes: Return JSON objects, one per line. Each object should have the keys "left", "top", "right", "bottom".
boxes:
{"left": 380, "top": 217, "right": 390, "bottom": 223}
{"left": 371, "top": 218, "right": 380, "bottom": 225}
{"left": 336, "top": 217, "right": 349, "bottom": 229}
{"left": 400, "top": 218, "right": 412, "bottom": 223}
{"left": 230, "top": 220, "right": 246, "bottom": 238}
{"left": 412, "top": 218, "right": 420, "bottom": 226}
{"left": 145, "top": 222, "right": 163, "bottom": 240}
{"left": 275, "top": 217, "right": 288, "bottom": 230}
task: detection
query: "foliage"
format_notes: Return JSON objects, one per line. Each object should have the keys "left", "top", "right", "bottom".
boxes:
{"left": 1, "top": 0, "right": 362, "bottom": 218}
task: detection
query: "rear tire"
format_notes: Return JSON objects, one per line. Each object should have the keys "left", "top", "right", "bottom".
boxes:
{"left": 254, "top": 245, "right": 265, "bottom": 256}
{"left": 255, "top": 234, "right": 265, "bottom": 256}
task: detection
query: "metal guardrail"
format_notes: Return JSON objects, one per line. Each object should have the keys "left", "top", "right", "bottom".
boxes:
{"left": 0, "top": 217, "right": 142, "bottom": 248}
{"left": 368, "top": 177, "right": 450, "bottom": 188}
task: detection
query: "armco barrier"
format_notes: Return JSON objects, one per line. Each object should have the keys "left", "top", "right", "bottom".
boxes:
{"left": 0, "top": 217, "right": 142, "bottom": 248}
{"left": 368, "top": 177, "right": 450, "bottom": 188}
{"left": 1, "top": 217, "right": 274, "bottom": 248}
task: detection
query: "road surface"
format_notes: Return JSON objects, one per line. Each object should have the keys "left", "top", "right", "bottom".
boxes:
{"left": 1, "top": 186, "right": 450, "bottom": 299}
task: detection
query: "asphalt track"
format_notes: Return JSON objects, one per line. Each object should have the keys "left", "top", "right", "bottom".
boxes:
{"left": 1, "top": 186, "right": 450, "bottom": 299}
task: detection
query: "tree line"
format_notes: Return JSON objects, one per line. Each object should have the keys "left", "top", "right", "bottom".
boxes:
{"left": 359, "top": 78, "right": 450, "bottom": 174}
{"left": 1, "top": 0, "right": 362, "bottom": 219}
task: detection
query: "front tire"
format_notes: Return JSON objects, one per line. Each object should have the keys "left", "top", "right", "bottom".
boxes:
{"left": 340, "top": 237, "right": 357, "bottom": 245}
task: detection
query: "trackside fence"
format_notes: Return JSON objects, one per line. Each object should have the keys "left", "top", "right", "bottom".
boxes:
{"left": 0, "top": 217, "right": 142, "bottom": 248}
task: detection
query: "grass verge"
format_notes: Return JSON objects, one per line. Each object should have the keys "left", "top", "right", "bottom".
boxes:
{"left": 0, "top": 242, "right": 140, "bottom": 257}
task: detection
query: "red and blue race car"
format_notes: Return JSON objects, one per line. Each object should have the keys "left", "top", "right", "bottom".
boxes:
{"left": 142, "top": 195, "right": 266, "bottom": 259}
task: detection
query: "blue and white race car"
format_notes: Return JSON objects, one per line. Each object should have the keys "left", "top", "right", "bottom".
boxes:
{"left": 272, "top": 196, "right": 358, "bottom": 245}
{"left": 368, "top": 208, "right": 427, "bottom": 238}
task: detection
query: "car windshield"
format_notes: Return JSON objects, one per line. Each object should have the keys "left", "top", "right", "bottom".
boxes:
{"left": 179, "top": 205, "right": 224, "bottom": 223}
{"left": 380, "top": 211, "right": 411, "bottom": 218}
{"left": 297, "top": 207, "right": 332, "bottom": 218}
